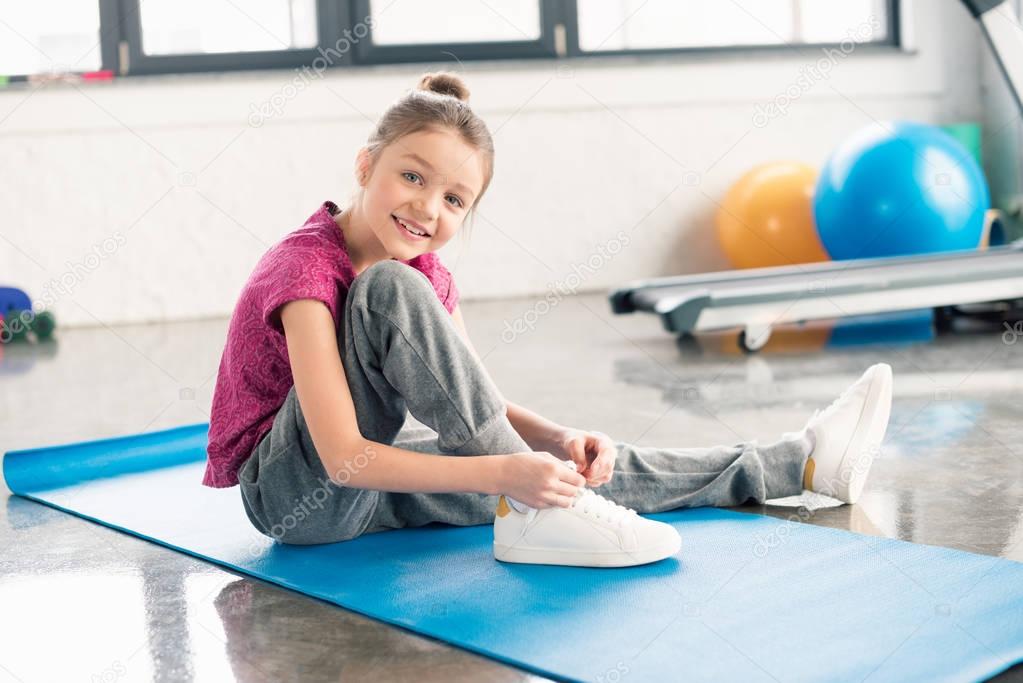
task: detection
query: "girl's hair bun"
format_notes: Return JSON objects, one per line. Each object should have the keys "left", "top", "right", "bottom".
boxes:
{"left": 416, "top": 71, "right": 470, "bottom": 103}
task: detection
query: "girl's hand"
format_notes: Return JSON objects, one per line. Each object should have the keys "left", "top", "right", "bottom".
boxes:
{"left": 497, "top": 451, "right": 588, "bottom": 508}
{"left": 552, "top": 428, "right": 617, "bottom": 487}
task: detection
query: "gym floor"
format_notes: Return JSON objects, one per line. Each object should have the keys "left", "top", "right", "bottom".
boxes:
{"left": 2, "top": 292, "right": 1021, "bottom": 682}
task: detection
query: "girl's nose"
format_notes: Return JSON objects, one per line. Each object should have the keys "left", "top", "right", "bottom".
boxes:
{"left": 413, "top": 196, "right": 440, "bottom": 222}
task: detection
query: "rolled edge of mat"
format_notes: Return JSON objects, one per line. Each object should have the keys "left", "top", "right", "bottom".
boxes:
{"left": 3, "top": 422, "right": 209, "bottom": 494}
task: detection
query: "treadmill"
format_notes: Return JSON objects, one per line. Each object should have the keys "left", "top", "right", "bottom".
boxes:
{"left": 609, "top": 0, "right": 1023, "bottom": 351}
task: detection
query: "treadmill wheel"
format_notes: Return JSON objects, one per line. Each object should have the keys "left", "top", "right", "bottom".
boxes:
{"left": 739, "top": 326, "right": 771, "bottom": 353}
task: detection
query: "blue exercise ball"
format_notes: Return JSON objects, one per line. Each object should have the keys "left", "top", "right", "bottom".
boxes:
{"left": 814, "top": 121, "right": 990, "bottom": 260}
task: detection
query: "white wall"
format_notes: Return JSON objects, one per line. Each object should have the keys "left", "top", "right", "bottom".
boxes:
{"left": 0, "top": 0, "right": 996, "bottom": 328}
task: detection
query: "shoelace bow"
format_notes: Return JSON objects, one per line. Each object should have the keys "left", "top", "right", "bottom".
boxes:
{"left": 571, "top": 488, "right": 637, "bottom": 525}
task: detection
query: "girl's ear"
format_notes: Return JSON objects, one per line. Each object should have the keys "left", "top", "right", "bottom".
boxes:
{"left": 355, "top": 147, "right": 372, "bottom": 187}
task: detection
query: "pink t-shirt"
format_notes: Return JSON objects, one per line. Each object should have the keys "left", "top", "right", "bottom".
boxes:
{"left": 203, "top": 200, "right": 460, "bottom": 488}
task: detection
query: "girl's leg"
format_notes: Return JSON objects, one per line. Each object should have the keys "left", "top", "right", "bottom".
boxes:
{"left": 240, "top": 259, "right": 531, "bottom": 544}
{"left": 365, "top": 426, "right": 814, "bottom": 533}
{"left": 588, "top": 432, "right": 813, "bottom": 513}
{"left": 340, "top": 259, "right": 530, "bottom": 459}
{"left": 346, "top": 261, "right": 814, "bottom": 532}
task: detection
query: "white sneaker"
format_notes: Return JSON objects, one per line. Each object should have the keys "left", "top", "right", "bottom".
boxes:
{"left": 493, "top": 489, "right": 682, "bottom": 568}
{"left": 802, "top": 363, "right": 894, "bottom": 504}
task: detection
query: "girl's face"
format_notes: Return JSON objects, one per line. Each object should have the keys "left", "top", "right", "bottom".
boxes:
{"left": 358, "top": 127, "right": 486, "bottom": 260}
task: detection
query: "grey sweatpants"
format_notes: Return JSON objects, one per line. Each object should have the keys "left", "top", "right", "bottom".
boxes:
{"left": 238, "top": 259, "right": 812, "bottom": 545}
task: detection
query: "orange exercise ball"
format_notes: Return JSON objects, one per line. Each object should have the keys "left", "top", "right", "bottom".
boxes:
{"left": 716, "top": 161, "right": 830, "bottom": 269}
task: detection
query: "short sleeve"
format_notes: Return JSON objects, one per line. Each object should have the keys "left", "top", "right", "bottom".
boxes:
{"left": 443, "top": 271, "right": 460, "bottom": 313}
{"left": 256, "top": 246, "right": 340, "bottom": 333}
{"left": 411, "top": 252, "right": 459, "bottom": 314}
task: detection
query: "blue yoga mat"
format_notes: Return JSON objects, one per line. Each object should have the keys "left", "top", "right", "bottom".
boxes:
{"left": 5, "top": 424, "right": 1023, "bottom": 682}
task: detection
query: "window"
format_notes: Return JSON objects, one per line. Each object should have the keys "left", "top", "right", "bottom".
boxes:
{"left": 139, "top": 0, "right": 318, "bottom": 56}
{"left": 0, "top": 3, "right": 102, "bottom": 77}
{"left": 367, "top": 0, "right": 542, "bottom": 45}
{"left": 576, "top": 0, "right": 891, "bottom": 53}
{"left": 352, "top": 0, "right": 557, "bottom": 64}
{"left": 798, "top": 0, "right": 890, "bottom": 43}
{"left": 0, "top": 0, "right": 900, "bottom": 81}
{"left": 117, "top": 0, "right": 349, "bottom": 76}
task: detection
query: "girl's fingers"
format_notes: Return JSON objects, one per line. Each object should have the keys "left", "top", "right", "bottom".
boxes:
{"left": 561, "top": 470, "right": 587, "bottom": 487}
{"left": 538, "top": 492, "right": 562, "bottom": 509}
{"left": 555, "top": 481, "right": 583, "bottom": 499}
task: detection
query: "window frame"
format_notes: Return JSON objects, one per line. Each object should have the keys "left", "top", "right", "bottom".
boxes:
{"left": 350, "top": 0, "right": 562, "bottom": 64}
{"left": 2, "top": 0, "right": 902, "bottom": 81}
{"left": 561, "top": 0, "right": 901, "bottom": 59}
{"left": 111, "top": 0, "right": 352, "bottom": 76}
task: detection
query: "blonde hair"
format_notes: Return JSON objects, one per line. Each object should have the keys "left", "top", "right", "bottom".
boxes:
{"left": 352, "top": 71, "right": 494, "bottom": 240}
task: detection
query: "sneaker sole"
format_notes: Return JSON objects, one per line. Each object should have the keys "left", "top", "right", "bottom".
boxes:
{"left": 816, "top": 364, "right": 893, "bottom": 504}
{"left": 493, "top": 535, "right": 681, "bottom": 568}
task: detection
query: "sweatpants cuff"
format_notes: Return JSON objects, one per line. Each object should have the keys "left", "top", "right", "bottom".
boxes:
{"left": 760, "top": 433, "right": 813, "bottom": 499}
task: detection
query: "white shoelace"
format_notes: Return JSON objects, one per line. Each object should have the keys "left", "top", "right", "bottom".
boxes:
{"left": 571, "top": 488, "right": 637, "bottom": 526}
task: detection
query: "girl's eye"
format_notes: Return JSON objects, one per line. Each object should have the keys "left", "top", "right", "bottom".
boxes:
{"left": 403, "top": 171, "right": 462, "bottom": 208}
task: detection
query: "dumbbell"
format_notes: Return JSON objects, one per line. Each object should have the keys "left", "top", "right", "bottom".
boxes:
{"left": 1, "top": 307, "right": 56, "bottom": 343}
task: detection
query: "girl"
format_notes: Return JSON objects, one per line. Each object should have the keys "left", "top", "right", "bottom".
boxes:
{"left": 204, "top": 71, "right": 894, "bottom": 568}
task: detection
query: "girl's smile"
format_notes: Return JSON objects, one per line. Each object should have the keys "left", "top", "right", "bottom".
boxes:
{"left": 392, "top": 214, "right": 432, "bottom": 241}
{"left": 343, "top": 127, "right": 485, "bottom": 273}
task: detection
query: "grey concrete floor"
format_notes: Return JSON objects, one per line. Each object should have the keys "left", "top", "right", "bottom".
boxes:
{"left": 1, "top": 291, "right": 1022, "bottom": 682}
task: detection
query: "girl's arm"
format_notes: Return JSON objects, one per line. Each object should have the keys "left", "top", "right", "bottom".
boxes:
{"left": 504, "top": 401, "right": 569, "bottom": 456}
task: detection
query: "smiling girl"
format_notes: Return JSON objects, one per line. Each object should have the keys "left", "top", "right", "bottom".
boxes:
{"left": 204, "top": 72, "right": 894, "bottom": 568}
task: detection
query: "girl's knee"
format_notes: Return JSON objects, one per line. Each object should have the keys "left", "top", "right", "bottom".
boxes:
{"left": 350, "top": 259, "right": 433, "bottom": 305}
